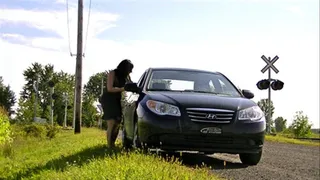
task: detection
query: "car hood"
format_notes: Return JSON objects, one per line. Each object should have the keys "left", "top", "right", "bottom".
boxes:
{"left": 147, "top": 91, "right": 256, "bottom": 111}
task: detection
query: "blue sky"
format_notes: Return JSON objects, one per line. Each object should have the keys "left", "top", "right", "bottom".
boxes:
{"left": 2, "top": 0, "right": 318, "bottom": 42}
{"left": 0, "top": 0, "right": 319, "bottom": 127}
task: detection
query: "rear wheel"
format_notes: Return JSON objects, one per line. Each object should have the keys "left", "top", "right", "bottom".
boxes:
{"left": 239, "top": 150, "right": 262, "bottom": 165}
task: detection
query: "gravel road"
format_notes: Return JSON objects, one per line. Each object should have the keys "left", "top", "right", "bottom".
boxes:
{"left": 117, "top": 131, "right": 319, "bottom": 180}
{"left": 173, "top": 141, "right": 320, "bottom": 180}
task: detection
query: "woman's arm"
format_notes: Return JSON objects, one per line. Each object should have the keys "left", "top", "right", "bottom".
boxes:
{"left": 107, "top": 71, "right": 124, "bottom": 93}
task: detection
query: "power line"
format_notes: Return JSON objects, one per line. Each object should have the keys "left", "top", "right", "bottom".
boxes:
{"left": 65, "top": 0, "right": 73, "bottom": 56}
{"left": 83, "top": 0, "right": 92, "bottom": 57}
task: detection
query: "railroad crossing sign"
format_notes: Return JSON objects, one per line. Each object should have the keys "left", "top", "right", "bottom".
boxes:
{"left": 261, "top": 55, "right": 279, "bottom": 74}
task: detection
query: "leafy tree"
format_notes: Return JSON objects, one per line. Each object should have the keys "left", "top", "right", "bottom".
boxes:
{"left": 38, "top": 64, "right": 55, "bottom": 119}
{"left": 82, "top": 95, "right": 98, "bottom": 127}
{"left": 289, "top": 111, "right": 312, "bottom": 138}
{"left": 15, "top": 93, "right": 42, "bottom": 123}
{"left": 51, "top": 71, "right": 75, "bottom": 126}
{"left": 0, "top": 77, "right": 16, "bottom": 114}
{"left": 20, "top": 63, "right": 55, "bottom": 119}
{"left": 257, "top": 99, "right": 275, "bottom": 132}
{"left": 19, "top": 62, "right": 75, "bottom": 126}
{"left": 274, "top": 116, "right": 287, "bottom": 132}
{"left": 83, "top": 70, "right": 110, "bottom": 101}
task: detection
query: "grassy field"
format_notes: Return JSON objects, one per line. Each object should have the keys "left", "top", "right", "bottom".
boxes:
{"left": 0, "top": 127, "right": 220, "bottom": 180}
{"left": 265, "top": 134, "right": 320, "bottom": 146}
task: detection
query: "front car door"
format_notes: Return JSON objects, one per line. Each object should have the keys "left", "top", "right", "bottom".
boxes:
{"left": 123, "top": 70, "right": 148, "bottom": 139}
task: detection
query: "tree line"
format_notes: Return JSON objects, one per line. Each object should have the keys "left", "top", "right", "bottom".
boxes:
{"left": 257, "top": 99, "right": 315, "bottom": 137}
{"left": 0, "top": 62, "right": 111, "bottom": 128}
{"left": 0, "top": 62, "right": 316, "bottom": 137}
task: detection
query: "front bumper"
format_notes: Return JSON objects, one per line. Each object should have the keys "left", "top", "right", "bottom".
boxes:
{"left": 137, "top": 106, "right": 266, "bottom": 154}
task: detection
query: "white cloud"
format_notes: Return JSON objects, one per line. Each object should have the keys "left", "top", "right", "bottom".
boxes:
{"left": 0, "top": 7, "right": 120, "bottom": 52}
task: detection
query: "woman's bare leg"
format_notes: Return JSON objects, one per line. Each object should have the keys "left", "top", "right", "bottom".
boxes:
{"left": 106, "top": 119, "right": 116, "bottom": 148}
{"left": 111, "top": 121, "right": 120, "bottom": 144}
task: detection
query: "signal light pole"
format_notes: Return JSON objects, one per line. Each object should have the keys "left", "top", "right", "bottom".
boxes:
{"left": 48, "top": 80, "right": 57, "bottom": 126}
{"left": 257, "top": 55, "right": 284, "bottom": 133}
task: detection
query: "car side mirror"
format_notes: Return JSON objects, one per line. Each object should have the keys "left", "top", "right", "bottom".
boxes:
{"left": 242, "top": 89, "right": 254, "bottom": 99}
{"left": 124, "top": 83, "right": 141, "bottom": 93}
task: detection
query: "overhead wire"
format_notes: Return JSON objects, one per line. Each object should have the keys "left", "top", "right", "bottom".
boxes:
{"left": 65, "top": 0, "right": 73, "bottom": 56}
{"left": 65, "top": 0, "right": 92, "bottom": 57}
{"left": 83, "top": 0, "right": 92, "bottom": 57}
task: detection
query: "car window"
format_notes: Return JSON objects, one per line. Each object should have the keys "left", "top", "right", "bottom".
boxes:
{"left": 149, "top": 79, "right": 194, "bottom": 91}
{"left": 147, "top": 70, "right": 241, "bottom": 97}
{"left": 137, "top": 72, "right": 147, "bottom": 87}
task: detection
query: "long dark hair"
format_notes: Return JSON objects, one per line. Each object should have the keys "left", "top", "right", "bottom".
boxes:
{"left": 114, "top": 59, "right": 134, "bottom": 83}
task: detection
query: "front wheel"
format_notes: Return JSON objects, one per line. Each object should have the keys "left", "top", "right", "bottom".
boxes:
{"left": 133, "top": 122, "right": 142, "bottom": 149}
{"left": 121, "top": 127, "right": 132, "bottom": 150}
{"left": 239, "top": 150, "right": 262, "bottom": 165}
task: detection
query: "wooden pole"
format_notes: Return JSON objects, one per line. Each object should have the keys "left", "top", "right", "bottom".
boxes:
{"left": 74, "top": 0, "right": 83, "bottom": 134}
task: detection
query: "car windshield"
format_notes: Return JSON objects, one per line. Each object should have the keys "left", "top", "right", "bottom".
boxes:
{"left": 147, "top": 70, "right": 241, "bottom": 97}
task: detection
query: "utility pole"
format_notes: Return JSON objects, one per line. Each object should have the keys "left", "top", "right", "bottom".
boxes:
{"left": 63, "top": 93, "right": 68, "bottom": 128}
{"left": 72, "top": 87, "right": 76, "bottom": 129}
{"left": 50, "top": 86, "right": 54, "bottom": 126}
{"left": 74, "top": 0, "right": 84, "bottom": 134}
{"left": 48, "top": 80, "right": 56, "bottom": 126}
{"left": 33, "top": 75, "right": 39, "bottom": 122}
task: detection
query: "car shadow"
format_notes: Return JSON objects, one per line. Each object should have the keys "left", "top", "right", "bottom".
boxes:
{"left": 10, "top": 144, "right": 121, "bottom": 180}
{"left": 156, "top": 151, "right": 249, "bottom": 170}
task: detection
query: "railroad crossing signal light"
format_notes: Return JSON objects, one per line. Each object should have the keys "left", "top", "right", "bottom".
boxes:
{"left": 52, "top": 93, "right": 58, "bottom": 100}
{"left": 271, "top": 80, "right": 284, "bottom": 90}
{"left": 63, "top": 105, "right": 72, "bottom": 109}
{"left": 48, "top": 80, "right": 55, "bottom": 87}
{"left": 256, "top": 79, "right": 270, "bottom": 90}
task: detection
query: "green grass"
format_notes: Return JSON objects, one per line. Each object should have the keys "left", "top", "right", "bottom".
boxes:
{"left": 0, "top": 127, "right": 220, "bottom": 180}
{"left": 265, "top": 134, "right": 320, "bottom": 147}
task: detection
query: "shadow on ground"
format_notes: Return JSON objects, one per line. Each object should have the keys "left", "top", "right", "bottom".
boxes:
{"left": 10, "top": 145, "right": 121, "bottom": 180}
{"left": 155, "top": 151, "right": 249, "bottom": 170}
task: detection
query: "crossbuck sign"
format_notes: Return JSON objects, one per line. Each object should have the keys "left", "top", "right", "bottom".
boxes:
{"left": 261, "top": 55, "right": 279, "bottom": 74}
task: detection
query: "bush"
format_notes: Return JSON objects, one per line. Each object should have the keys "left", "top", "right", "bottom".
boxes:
{"left": 21, "top": 123, "right": 63, "bottom": 139}
{"left": 0, "top": 106, "right": 12, "bottom": 145}
{"left": 22, "top": 123, "right": 47, "bottom": 138}
{"left": 45, "top": 124, "right": 61, "bottom": 139}
{"left": 290, "top": 111, "right": 312, "bottom": 138}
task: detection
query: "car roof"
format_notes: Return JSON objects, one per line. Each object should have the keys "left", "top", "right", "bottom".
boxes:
{"left": 148, "top": 67, "right": 221, "bottom": 75}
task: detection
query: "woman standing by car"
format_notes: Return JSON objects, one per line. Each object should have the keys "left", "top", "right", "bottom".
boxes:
{"left": 100, "top": 59, "right": 134, "bottom": 148}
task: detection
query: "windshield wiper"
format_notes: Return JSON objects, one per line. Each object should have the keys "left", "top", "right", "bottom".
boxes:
{"left": 183, "top": 90, "right": 233, "bottom": 96}
{"left": 183, "top": 90, "right": 218, "bottom": 94}
{"left": 147, "top": 89, "right": 171, "bottom": 91}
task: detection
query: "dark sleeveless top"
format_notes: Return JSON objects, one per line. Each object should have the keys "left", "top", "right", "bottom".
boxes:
{"left": 103, "top": 71, "right": 126, "bottom": 100}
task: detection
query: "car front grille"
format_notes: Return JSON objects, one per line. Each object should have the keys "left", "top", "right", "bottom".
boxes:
{"left": 186, "top": 108, "right": 235, "bottom": 124}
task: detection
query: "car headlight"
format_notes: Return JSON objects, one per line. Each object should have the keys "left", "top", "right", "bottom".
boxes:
{"left": 238, "top": 106, "right": 264, "bottom": 121}
{"left": 146, "top": 100, "right": 181, "bottom": 117}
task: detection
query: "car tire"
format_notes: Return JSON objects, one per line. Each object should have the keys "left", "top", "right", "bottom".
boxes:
{"left": 239, "top": 150, "right": 262, "bottom": 165}
{"left": 133, "top": 121, "right": 142, "bottom": 149}
{"left": 122, "top": 127, "right": 132, "bottom": 150}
